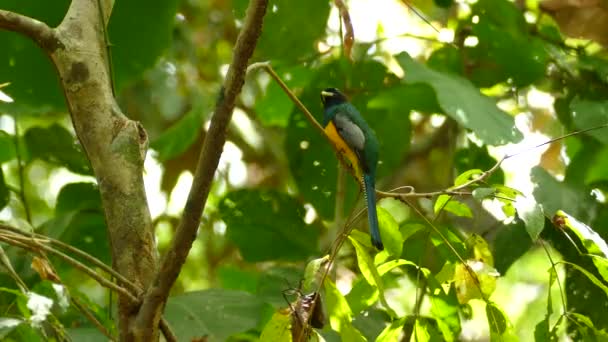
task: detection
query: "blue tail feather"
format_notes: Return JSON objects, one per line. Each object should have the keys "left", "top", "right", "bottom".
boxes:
{"left": 363, "top": 174, "right": 383, "bottom": 250}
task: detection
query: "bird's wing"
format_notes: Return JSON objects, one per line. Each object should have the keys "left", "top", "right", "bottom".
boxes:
{"left": 333, "top": 112, "right": 365, "bottom": 153}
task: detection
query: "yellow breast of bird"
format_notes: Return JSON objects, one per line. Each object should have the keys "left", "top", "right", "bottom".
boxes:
{"left": 324, "top": 121, "right": 363, "bottom": 181}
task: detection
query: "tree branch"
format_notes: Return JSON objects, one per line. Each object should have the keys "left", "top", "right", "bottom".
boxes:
{"left": 0, "top": 10, "right": 63, "bottom": 52}
{"left": 133, "top": 0, "right": 269, "bottom": 339}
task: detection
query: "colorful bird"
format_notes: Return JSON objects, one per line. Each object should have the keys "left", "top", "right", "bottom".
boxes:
{"left": 320, "top": 88, "right": 383, "bottom": 250}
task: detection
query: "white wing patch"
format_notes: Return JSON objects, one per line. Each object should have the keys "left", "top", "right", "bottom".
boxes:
{"left": 334, "top": 113, "right": 365, "bottom": 151}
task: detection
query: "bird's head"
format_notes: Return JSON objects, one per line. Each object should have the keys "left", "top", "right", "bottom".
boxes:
{"left": 320, "top": 88, "right": 348, "bottom": 109}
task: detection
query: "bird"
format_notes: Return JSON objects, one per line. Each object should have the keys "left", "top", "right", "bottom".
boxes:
{"left": 320, "top": 88, "right": 383, "bottom": 250}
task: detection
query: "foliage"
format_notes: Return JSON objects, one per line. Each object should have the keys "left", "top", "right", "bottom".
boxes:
{"left": 1, "top": 0, "right": 608, "bottom": 341}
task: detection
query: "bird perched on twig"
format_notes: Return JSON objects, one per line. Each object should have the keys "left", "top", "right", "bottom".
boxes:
{"left": 320, "top": 88, "right": 383, "bottom": 250}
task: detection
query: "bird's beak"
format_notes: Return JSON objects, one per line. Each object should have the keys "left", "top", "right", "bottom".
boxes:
{"left": 321, "top": 90, "right": 334, "bottom": 97}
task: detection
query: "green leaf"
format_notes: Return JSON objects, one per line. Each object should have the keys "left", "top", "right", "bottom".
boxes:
{"left": 259, "top": 311, "right": 292, "bottom": 342}
{"left": 453, "top": 169, "right": 483, "bottom": 186}
{"left": 24, "top": 124, "right": 92, "bottom": 175}
{"left": 570, "top": 313, "right": 608, "bottom": 340}
{"left": 256, "top": 266, "right": 302, "bottom": 308}
{"left": 220, "top": 190, "right": 319, "bottom": 262}
{"left": 164, "top": 289, "right": 266, "bottom": 342}
{"left": 493, "top": 221, "right": 532, "bottom": 274}
{"left": 559, "top": 261, "right": 608, "bottom": 297}
{"left": 55, "top": 183, "right": 102, "bottom": 215}
{"left": 254, "top": 0, "right": 330, "bottom": 61}
{"left": 324, "top": 278, "right": 365, "bottom": 342}
{"left": 555, "top": 210, "right": 608, "bottom": 281}
{"left": 531, "top": 166, "right": 595, "bottom": 221}
{"left": 0, "top": 131, "right": 15, "bottom": 163}
{"left": 585, "top": 146, "right": 608, "bottom": 184}
{"left": 454, "top": 260, "right": 499, "bottom": 303}
{"left": 377, "top": 207, "right": 402, "bottom": 258}
{"left": 469, "top": 0, "right": 548, "bottom": 87}
{"left": 486, "top": 302, "right": 518, "bottom": 341}
{"left": 514, "top": 197, "right": 545, "bottom": 242}
{"left": 255, "top": 66, "right": 313, "bottom": 127}
{"left": 429, "top": 285, "right": 461, "bottom": 341}
{"left": 570, "top": 98, "right": 608, "bottom": 144}
{"left": 434, "top": 195, "right": 473, "bottom": 218}
{"left": 396, "top": 52, "right": 522, "bottom": 145}
{"left": 150, "top": 99, "right": 207, "bottom": 161}
{"left": 0, "top": 318, "right": 23, "bottom": 340}
{"left": 349, "top": 236, "right": 396, "bottom": 317}
{"left": 218, "top": 266, "right": 259, "bottom": 294}
{"left": 368, "top": 84, "right": 442, "bottom": 114}
{"left": 302, "top": 256, "right": 329, "bottom": 293}
{"left": 0, "top": 1, "right": 70, "bottom": 111}
{"left": 108, "top": 0, "right": 179, "bottom": 91}
{"left": 411, "top": 318, "right": 445, "bottom": 342}
{"left": 376, "top": 317, "right": 406, "bottom": 342}
{"left": 0, "top": 169, "right": 9, "bottom": 211}
{"left": 43, "top": 211, "right": 110, "bottom": 265}
{"left": 472, "top": 188, "right": 495, "bottom": 200}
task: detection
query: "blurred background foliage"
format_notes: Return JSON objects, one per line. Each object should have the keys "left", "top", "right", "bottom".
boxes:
{"left": 1, "top": 0, "right": 608, "bottom": 340}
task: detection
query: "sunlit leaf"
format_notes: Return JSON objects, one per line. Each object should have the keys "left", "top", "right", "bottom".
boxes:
{"left": 324, "top": 278, "right": 365, "bottom": 342}
{"left": 486, "top": 302, "right": 518, "bottom": 341}
{"left": 434, "top": 195, "right": 473, "bottom": 218}
{"left": 260, "top": 310, "right": 292, "bottom": 342}
{"left": 375, "top": 317, "right": 405, "bottom": 342}
{"left": 514, "top": 196, "right": 545, "bottom": 241}
{"left": 454, "top": 260, "right": 499, "bottom": 303}
{"left": 377, "top": 207, "right": 403, "bottom": 258}
{"left": 453, "top": 169, "right": 483, "bottom": 186}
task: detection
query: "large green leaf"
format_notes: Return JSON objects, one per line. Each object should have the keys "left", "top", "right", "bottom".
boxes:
{"left": 42, "top": 182, "right": 109, "bottom": 264}
{"left": 324, "top": 278, "right": 366, "bottom": 342}
{"left": 0, "top": 1, "right": 70, "bottom": 111}
{"left": 396, "top": 52, "right": 522, "bottom": 145}
{"left": 468, "top": 0, "right": 548, "bottom": 87}
{"left": 23, "top": 124, "right": 92, "bottom": 175}
{"left": 108, "top": 0, "right": 178, "bottom": 91}
{"left": 486, "top": 302, "right": 518, "bottom": 341}
{"left": 0, "top": 0, "right": 177, "bottom": 110}
{"left": 164, "top": 289, "right": 266, "bottom": 342}
{"left": 252, "top": 0, "right": 330, "bottom": 61}
{"left": 220, "top": 190, "right": 319, "bottom": 262}
{"left": 255, "top": 65, "right": 314, "bottom": 127}
{"left": 493, "top": 220, "right": 532, "bottom": 275}
{"left": 570, "top": 98, "right": 608, "bottom": 144}
{"left": 531, "top": 166, "right": 596, "bottom": 222}
{"left": 54, "top": 182, "right": 101, "bottom": 215}
{"left": 150, "top": 99, "right": 207, "bottom": 161}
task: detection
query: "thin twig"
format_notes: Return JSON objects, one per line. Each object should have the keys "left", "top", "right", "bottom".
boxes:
{"left": 12, "top": 117, "right": 32, "bottom": 224}
{"left": 0, "top": 233, "right": 138, "bottom": 303}
{"left": 0, "top": 224, "right": 139, "bottom": 294}
{"left": 134, "top": 0, "right": 269, "bottom": 338}
{"left": 0, "top": 244, "right": 28, "bottom": 293}
{"left": 71, "top": 296, "right": 115, "bottom": 341}
{"left": 334, "top": 0, "right": 354, "bottom": 61}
